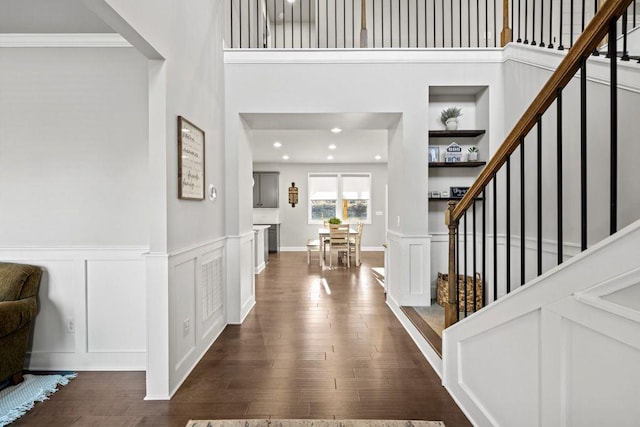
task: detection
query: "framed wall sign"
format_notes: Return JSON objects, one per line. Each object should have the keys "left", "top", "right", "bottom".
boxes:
{"left": 178, "top": 116, "right": 205, "bottom": 200}
{"left": 450, "top": 186, "right": 470, "bottom": 199}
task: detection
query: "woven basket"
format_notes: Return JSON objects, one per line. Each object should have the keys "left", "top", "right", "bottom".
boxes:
{"left": 437, "top": 272, "right": 483, "bottom": 313}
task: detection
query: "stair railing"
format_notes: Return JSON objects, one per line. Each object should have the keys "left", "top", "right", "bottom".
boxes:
{"left": 444, "top": 0, "right": 637, "bottom": 328}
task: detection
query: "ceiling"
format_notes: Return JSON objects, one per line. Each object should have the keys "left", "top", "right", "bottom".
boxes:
{"left": 243, "top": 113, "right": 400, "bottom": 164}
{"left": 0, "top": 0, "right": 114, "bottom": 33}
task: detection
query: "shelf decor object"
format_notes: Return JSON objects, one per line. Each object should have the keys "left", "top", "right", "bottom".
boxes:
{"left": 178, "top": 116, "right": 205, "bottom": 200}
{"left": 440, "top": 106, "right": 462, "bottom": 130}
{"left": 428, "top": 146, "right": 440, "bottom": 163}
{"left": 450, "top": 186, "right": 470, "bottom": 199}
{"left": 444, "top": 142, "right": 463, "bottom": 163}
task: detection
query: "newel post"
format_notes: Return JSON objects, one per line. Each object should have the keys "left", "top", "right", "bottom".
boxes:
{"left": 445, "top": 201, "right": 459, "bottom": 328}
{"left": 501, "top": 0, "right": 513, "bottom": 46}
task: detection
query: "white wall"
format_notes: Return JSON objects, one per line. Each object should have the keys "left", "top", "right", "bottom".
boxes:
{"left": 0, "top": 46, "right": 148, "bottom": 370}
{"left": 253, "top": 162, "right": 388, "bottom": 249}
{"left": 0, "top": 47, "right": 149, "bottom": 247}
{"left": 225, "top": 49, "right": 506, "bottom": 310}
{"left": 500, "top": 44, "right": 640, "bottom": 290}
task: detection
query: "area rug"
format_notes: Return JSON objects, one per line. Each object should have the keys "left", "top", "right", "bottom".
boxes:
{"left": 0, "top": 373, "right": 76, "bottom": 426}
{"left": 186, "top": 421, "right": 444, "bottom": 427}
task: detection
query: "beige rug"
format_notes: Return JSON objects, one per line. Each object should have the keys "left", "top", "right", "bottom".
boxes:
{"left": 186, "top": 421, "right": 444, "bottom": 427}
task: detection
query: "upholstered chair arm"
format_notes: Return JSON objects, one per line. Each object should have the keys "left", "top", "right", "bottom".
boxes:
{"left": 0, "top": 298, "right": 37, "bottom": 338}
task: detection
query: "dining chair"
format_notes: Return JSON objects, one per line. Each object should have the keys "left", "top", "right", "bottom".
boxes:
{"left": 349, "top": 222, "right": 363, "bottom": 266}
{"left": 328, "top": 224, "right": 350, "bottom": 267}
{"left": 306, "top": 238, "right": 320, "bottom": 266}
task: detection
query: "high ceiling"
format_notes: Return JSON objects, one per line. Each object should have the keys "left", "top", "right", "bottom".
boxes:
{"left": 243, "top": 113, "right": 400, "bottom": 164}
{"left": 0, "top": 0, "right": 114, "bottom": 33}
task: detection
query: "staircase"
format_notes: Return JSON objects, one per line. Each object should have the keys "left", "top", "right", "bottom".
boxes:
{"left": 441, "top": 0, "right": 640, "bottom": 424}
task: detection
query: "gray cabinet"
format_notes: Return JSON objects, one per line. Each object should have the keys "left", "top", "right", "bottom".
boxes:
{"left": 253, "top": 172, "right": 279, "bottom": 208}
{"left": 267, "top": 224, "right": 280, "bottom": 253}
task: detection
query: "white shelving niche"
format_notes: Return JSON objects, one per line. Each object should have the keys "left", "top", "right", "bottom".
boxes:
{"left": 428, "top": 85, "right": 490, "bottom": 298}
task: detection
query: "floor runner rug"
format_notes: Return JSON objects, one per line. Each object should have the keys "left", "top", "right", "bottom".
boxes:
{"left": 187, "top": 421, "right": 444, "bottom": 427}
{"left": 0, "top": 373, "right": 76, "bottom": 426}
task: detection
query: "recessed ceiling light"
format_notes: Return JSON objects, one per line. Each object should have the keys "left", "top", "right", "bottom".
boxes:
{"left": 282, "top": 155, "right": 289, "bottom": 160}
{"left": 287, "top": 0, "right": 295, "bottom": 3}
{"left": 328, "top": 144, "right": 337, "bottom": 150}
{"left": 375, "top": 155, "right": 381, "bottom": 160}
{"left": 327, "top": 155, "right": 334, "bottom": 160}
{"left": 273, "top": 141, "right": 282, "bottom": 148}
{"left": 330, "top": 127, "right": 342, "bottom": 134}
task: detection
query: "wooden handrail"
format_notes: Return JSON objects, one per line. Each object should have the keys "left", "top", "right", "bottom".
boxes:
{"left": 450, "top": 0, "right": 634, "bottom": 223}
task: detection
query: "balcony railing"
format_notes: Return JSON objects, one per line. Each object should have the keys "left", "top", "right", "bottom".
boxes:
{"left": 227, "top": 0, "right": 506, "bottom": 48}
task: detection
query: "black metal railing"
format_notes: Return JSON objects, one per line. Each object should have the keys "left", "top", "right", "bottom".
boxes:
{"left": 227, "top": 0, "right": 503, "bottom": 48}
{"left": 511, "top": 0, "right": 639, "bottom": 58}
{"left": 444, "top": 0, "right": 637, "bottom": 327}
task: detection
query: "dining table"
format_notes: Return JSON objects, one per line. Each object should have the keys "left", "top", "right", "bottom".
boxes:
{"left": 317, "top": 226, "right": 359, "bottom": 267}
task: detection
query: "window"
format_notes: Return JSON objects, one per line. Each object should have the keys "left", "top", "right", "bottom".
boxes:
{"left": 308, "top": 173, "right": 371, "bottom": 224}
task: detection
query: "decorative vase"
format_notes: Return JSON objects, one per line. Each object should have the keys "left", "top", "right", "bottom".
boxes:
{"left": 445, "top": 118, "right": 458, "bottom": 131}
{"left": 468, "top": 152, "right": 478, "bottom": 161}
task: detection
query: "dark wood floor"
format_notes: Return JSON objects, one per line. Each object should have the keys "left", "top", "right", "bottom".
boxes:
{"left": 15, "top": 252, "right": 470, "bottom": 427}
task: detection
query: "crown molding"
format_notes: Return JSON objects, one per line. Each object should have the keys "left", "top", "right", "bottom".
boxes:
{"left": 0, "top": 33, "right": 131, "bottom": 48}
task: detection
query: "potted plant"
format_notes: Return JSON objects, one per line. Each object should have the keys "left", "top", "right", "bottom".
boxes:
{"left": 468, "top": 146, "right": 479, "bottom": 161}
{"left": 328, "top": 217, "right": 342, "bottom": 224}
{"left": 440, "top": 107, "right": 463, "bottom": 131}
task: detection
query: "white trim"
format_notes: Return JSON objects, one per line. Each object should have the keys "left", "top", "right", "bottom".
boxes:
{"left": 224, "top": 48, "right": 506, "bottom": 64}
{"left": 168, "top": 236, "right": 227, "bottom": 258}
{"left": 0, "top": 33, "right": 131, "bottom": 48}
{"left": 387, "top": 229, "right": 432, "bottom": 239}
{"left": 505, "top": 43, "right": 640, "bottom": 94}
{"left": 386, "top": 297, "right": 443, "bottom": 378}
{"left": 0, "top": 246, "right": 147, "bottom": 258}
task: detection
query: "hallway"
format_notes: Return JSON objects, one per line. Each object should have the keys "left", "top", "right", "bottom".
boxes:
{"left": 15, "top": 252, "right": 470, "bottom": 426}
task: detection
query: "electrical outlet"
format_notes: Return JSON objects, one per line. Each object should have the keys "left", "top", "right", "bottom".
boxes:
{"left": 183, "top": 319, "right": 190, "bottom": 337}
{"left": 396, "top": 216, "right": 401, "bottom": 227}
{"left": 65, "top": 318, "right": 75, "bottom": 334}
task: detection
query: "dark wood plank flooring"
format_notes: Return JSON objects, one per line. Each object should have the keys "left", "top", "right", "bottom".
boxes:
{"left": 15, "top": 252, "right": 470, "bottom": 427}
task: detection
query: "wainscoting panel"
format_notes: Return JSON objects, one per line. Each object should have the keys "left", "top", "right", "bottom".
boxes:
{"left": 386, "top": 231, "right": 431, "bottom": 306}
{"left": 168, "top": 238, "right": 227, "bottom": 396}
{"left": 0, "top": 247, "right": 147, "bottom": 370}
{"left": 458, "top": 310, "right": 540, "bottom": 427}
{"left": 29, "top": 260, "right": 76, "bottom": 354}
{"left": 443, "top": 221, "right": 640, "bottom": 426}
{"left": 172, "top": 258, "right": 197, "bottom": 370}
{"left": 86, "top": 259, "right": 146, "bottom": 353}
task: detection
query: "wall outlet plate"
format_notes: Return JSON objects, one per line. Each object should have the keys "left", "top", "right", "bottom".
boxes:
{"left": 65, "top": 318, "right": 75, "bottom": 334}
{"left": 183, "top": 319, "right": 190, "bottom": 337}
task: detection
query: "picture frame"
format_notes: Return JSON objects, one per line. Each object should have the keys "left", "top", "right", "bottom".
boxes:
{"left": 428, "top": 146, "right": 440, "bottom": 163}
{"left": 178, "top": 116, "right": 205, "bottom": 200}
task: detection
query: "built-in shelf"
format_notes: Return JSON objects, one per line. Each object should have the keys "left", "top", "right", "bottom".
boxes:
{"left": 429, "top": 197, "right": 484, "bottom": 201}
{"left": 429, "top": 129, "right": 486, "bottom": 138}
{"left": 429, "top": 161, "right": 486, "bottom": 168}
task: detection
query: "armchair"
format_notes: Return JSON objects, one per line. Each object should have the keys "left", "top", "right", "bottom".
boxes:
{"left": 0, "top": 262, "right": 42, "bottom": 385}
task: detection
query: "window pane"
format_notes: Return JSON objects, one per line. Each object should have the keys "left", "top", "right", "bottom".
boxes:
{"left": 345, "top": 199, "right": 368, "bottom": 221}
{"left": 311, "top": 200, "right": 336, "bottom": 221}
